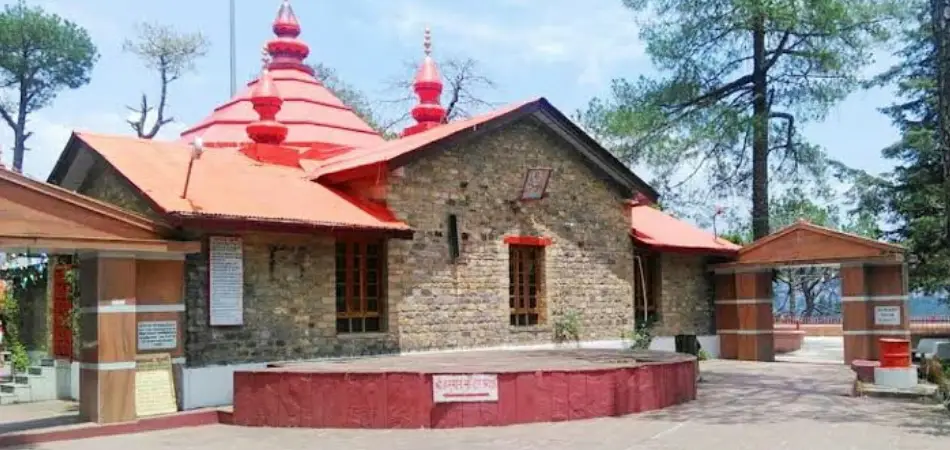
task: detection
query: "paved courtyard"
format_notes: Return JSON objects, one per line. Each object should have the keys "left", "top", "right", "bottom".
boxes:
{"left": 8, "top": 359, "right": 949, "bottom": 450}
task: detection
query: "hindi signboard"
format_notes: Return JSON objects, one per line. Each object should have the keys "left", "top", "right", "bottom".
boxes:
{"left": 137, "top": 321, "right": 177, "bottom": 351}
{"left": 209, "top": 236, "right": 244, "bottom": 326}
{"left": 432, "top": 374, "right": 498, "bottom": 403}
{"left": 874, "top": 306, "right": 902, "bottom": 326}
{"left": 134, "top": 353, "right": 178, "bottom": 417}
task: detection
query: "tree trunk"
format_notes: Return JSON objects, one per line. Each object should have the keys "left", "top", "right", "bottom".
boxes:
{"left": 12, "top": 128, "right": 25, "bottom": 172}
{"left": 751, "top": 13, "right": 770, "bottom": 239}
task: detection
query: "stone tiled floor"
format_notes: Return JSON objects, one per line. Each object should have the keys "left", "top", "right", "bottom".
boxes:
{"left": 12, "top": 360, "right": 949, "bottom": 449}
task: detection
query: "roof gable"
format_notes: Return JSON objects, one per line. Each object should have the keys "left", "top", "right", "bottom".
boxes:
{"left": 312, "top": 98, "right": 658, "bottom": 200}
{"left": 50, "top": 132, "right": 410, "bottom": 235}
{"left": 736, "top": 220, "right": 904, "bottom": 266}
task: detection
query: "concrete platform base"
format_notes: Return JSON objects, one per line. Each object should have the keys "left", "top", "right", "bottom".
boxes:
{"left": 874, "top": 367, "right": 917, "bottom": 389}
{"left": 855, "top": 381, "right": 942, "bottom": 403}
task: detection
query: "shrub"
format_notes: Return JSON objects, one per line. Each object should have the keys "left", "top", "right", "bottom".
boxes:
{"left": 553, "top": 310, "right": 582, "bottom": 344}
{"left": 627, "top": 320, "right": 654, "bottom": 351}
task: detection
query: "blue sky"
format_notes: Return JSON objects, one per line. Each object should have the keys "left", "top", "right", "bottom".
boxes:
{"left": 1, "top": 0, "right": 902, "bottom": 191}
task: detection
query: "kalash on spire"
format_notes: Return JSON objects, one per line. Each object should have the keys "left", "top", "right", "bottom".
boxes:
{"left": 402, "top": 28, "right": 447, "bottom": 137}
{"left": 180, "top": 0, "right": 385, "bottom": 150}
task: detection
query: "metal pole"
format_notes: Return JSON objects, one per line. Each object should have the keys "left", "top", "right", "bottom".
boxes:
{"left": 229, "top": 0, "right": 237, "bottom": 96}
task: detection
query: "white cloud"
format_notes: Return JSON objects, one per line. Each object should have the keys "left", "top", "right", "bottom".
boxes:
{"left": 381, "top": 0, "right": 645, "bottom": 86}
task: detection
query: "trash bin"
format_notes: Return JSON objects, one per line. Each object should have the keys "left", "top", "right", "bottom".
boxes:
{"left": 675, "top": 334, "right": 700, "bottom": 356}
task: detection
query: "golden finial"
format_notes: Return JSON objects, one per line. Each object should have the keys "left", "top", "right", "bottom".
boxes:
{"left": 424, "top": 27, "right": 432, "bottom": 56}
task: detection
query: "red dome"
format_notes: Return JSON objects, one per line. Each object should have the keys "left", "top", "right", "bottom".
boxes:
{"left": 181, "top": 0, "right": 384, "bottom": 150}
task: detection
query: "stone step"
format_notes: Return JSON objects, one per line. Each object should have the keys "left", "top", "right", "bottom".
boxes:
{"left": 40, "top": 358, "right": 55, "bottom": 368}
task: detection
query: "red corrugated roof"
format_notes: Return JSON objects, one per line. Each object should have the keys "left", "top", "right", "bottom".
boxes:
{"left": 311, "top": 100, "right": 532, "bottom": 181}
{"left": 180, "top": 70, "right": 384, "bottom": 149}
{"left": 73, "top": 132, "right": 408, "bottom": 232}
{"left": 630, "top": 205, "right": 740, "bottom": 254}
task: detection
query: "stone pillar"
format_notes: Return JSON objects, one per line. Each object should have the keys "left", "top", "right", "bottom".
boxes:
{"left": 78, "top": 254, "right": 137, "bottom": 423}
{"left": 841, "top": 263, "right": 909, "bottom": 364}
{"left": 714, "top": 270, "right": 774, "bottom": 361}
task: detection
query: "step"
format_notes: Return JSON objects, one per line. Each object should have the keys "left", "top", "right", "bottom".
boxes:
{"left": 0, "top": 382, "right": 31, "bottom": 403}
{"left": 23, "top": 372, "right": 57, "bottom": 402}
{"left": 28, "top": 365, "right": 55, "bottom": 377}
{"left": 40, "top": 358, "right": 55, "bottom": 368}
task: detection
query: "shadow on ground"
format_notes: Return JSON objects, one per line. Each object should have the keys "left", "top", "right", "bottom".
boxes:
{"left": 635, "top": 361, "right": 950, "bottom": 438}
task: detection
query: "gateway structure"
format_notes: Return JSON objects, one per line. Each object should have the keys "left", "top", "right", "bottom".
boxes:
{"left": 43, "top": 1, "right": 738, "bottom": 414}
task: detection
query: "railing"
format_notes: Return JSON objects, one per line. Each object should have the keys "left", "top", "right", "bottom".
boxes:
{"left": 774, "top": 315, "right": 950, "bottom": 325}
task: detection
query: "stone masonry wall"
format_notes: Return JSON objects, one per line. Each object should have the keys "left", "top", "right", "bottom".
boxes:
{"left": 654, "top": 253, "right": 715, "bottom": 336}
{"left": 77, "top": 161, "right": 395, "bottom": 366}
{"left": 79, "top": 160, "right": 163, "bottom": 221}
{"left": 386, "top": 119, "right": 636, "bottom": 351}
{"left": 183, "top": 234, "right": 396, "bottom": 366}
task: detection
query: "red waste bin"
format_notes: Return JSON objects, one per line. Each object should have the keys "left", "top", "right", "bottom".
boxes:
{"left": 878, "top": 338, "right": 911, "bottom": 368}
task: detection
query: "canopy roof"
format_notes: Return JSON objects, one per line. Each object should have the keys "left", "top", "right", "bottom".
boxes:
{"left": 630, "top": 205, "right": 741, "bottom": 255}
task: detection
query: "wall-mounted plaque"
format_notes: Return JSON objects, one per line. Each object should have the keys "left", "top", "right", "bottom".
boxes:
{"left": 874, "top": 306, "right": 901, "bottom": 326}
{"left": 134, "top": 353, "right": 177, "bottom": 417}
{"left": 433, "top": 374, "right": 498, "bottom": 403}
{"left": 209, "top": 236, "right": 244, "bottom": 326}
{"left": 520, "top": 168, "right": 552, "bottom": 201}
{"left": 137, "top": 321, "right": 177, "bottom": 351}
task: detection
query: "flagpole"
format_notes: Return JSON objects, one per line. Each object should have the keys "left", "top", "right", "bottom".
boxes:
{"left": 229, "top": 0, "right": 237, "bottom": 96}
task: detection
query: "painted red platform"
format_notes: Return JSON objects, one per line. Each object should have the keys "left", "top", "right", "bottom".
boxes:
{"left": 232, "top": 349, "right": 698, "bottom": 429}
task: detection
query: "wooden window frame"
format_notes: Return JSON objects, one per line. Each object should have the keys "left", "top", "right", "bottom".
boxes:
{"left": 508, "top": 244, "right": 546, "bottom": 327}
{"left": 335, "top": 239, "right": 387, "bottom": 334}
{"left": 634, "top": 247, "right": 660, "bottom": 324}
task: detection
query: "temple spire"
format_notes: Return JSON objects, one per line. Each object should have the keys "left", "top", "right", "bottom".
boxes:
{"left": 266, "top": 0, "right": 313, "bottom": 74}
{"left": 246, "top": 47, "right": 288, "bottom": 145}
{"left": 402, "top": 28, "right": 446, "bottom": 137}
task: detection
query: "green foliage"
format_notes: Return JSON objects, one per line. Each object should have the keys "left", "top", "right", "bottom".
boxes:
{"left": 1, "top": 282, "right": 29, "bottom": 372}
{"left": 626, "top": 320, "right": 655, "bottom": 350}
{"left": 697, "top": 348, "right": 711, "bottom": 361}
{"left": 845, "top": 2, "right": 950, "bottom": 296}
{"left": 578, "top": 0, "right": 907, "bottom": 232}
{"left": 0, "top": 0, "right": 98, "bottom": 170}
{"left": 553, "top": 309, "right": 582, "bottom": 344}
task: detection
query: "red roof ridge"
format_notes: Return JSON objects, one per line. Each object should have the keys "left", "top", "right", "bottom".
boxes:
{"left": 310, "top": 99, "right": 539, "bottom": 180}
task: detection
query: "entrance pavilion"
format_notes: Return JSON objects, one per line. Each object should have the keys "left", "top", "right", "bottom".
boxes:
{"left": 711, "top": 220, "right": 908, "bottom": 364}
{"left": 1, "top": 167, "right": 198, "bottom": 423}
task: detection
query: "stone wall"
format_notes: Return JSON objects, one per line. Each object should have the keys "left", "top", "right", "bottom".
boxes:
{"left": 78, "top": 159, "right": 163, "bottom": 220}
{"left": 386, "top": 119, "right": 636, "bottom": 351}
{"left": 654, "top": 253, "right": 715, "bottom": 336}
{"left": 183, "top": 234, "right": 396, "bottom": 366}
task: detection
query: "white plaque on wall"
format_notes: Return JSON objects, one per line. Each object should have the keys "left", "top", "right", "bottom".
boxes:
{"left": 209, "top": 236, "right": 244, "bottom": 326}
{"left": 874, "top": 306, "right": 901, "bottom": 326}
{"left": 433, "top": 374, "right": 498, "bottom": 403}
{"left": 137, "top": 321, "right": 178, "bottom": 350}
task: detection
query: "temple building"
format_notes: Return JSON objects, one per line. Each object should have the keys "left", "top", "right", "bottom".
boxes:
{"left": 43, "top": 1, "right": 739, "bottom": 409}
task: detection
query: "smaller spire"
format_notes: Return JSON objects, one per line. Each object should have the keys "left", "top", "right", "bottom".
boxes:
{"left": 266, "top": 0, "right": 312, "bottom": 74}
{"left": 246, "top": 45, "right": 288, "bottom": 145}
{"left": 402, "top": 27, "right": 446, "bottom": 137}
